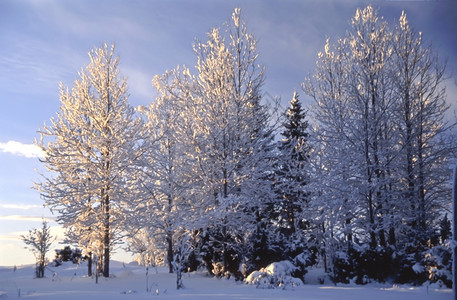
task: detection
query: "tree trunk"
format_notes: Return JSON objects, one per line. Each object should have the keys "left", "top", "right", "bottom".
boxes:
{"left": 368, "top": 191, "right": 376, "bottom": 248}
{"left": 346, "top": 217, "right": 352, "bottom": 250}
{"left": 222, "top": 227, "right": 227, "bottom": 275}
{"left": 452, "top": 167, "right": 457, "bottom": 300}
{"left": 388, "top": 227, "right": 396, "bottom": 246}
{"left": 379, "top": 228, "right": 386, "bottom": 247}
{"left": 167, "top": 233, "right": 173, "bottom": 273}
{"left": 102, "top": 187, "right": 110, "bottom": 278}
{"left": 103, "top": 223, "right": 110, "bottom": 277}
{"left": 96, "top": 251, "right": 103, "bottom": 275}
{"left": 321, "top": 222, "right": 328, "bottom": 273}
{"left": 176, "top": 262, "right": 183, "bottom": 289}
{"left": 88, "top": 252, "right": 92, "bottom": 277}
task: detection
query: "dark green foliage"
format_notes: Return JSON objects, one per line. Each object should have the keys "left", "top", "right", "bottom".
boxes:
{"left": 332, "top": 246, "right": 404, "bottom": 284}
{"left": 394, "top": 245, "right": 429, "bottom": 285}
{"left": 274, "top": 92, "right": 310, "bottom": 239}
{"left": 439, "top": 214, "right": 451, "bottom": 244}
{"left": 332, "top": 251, "right": 356, "bottom": 283}
{"left": 248, "top": 228, "right": 283, "bottom": 273}
{"left": 391, "top": 244, "right": 452, "bottom": 287}
{"left": 196, "top": 227, "right": 242, "bottom": 279}
{"left": 423, "top": 245, "right": 452, "bottom": 288}
{"left": 331, "top": 244, "right": 452, "bottom": 287}
{"left": 291, "top": 249, "right": 317, "bottom": 280}
{"left": 182, "top": 250, "right": 201, "bottom": 273}
{"left": 54, "top": 246, "right": 85, "bottom": 266}
{"left": 354, "top": 247, "right": 393, "bottom": 283}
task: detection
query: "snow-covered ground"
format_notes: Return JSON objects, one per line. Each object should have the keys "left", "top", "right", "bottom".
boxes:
{"left": 0, "top": 261, "right": 451, "bottom": 299}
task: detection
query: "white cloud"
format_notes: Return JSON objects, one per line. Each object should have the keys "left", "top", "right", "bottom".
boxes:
{"left": 122, "top": 67, "right": 155, "bottom": 105}
{"left": 0, "top": 141, "right": 44, "bottom": 158}
{"left": 0, "top": 215, "right": 54, "bottom": 222}
{"left": 0, "top": 204, "right": 43, "bottom": 210}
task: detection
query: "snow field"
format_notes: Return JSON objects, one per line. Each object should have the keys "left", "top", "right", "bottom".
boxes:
{"left": 0, "top": 261, "right": 451, "bottom": 299}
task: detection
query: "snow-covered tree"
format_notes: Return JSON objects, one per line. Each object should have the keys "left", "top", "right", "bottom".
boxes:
{"left": 390, "top": 11, "right": 453, "bottom": 246}
{"left": 305, "top": 6, "right": 394, "bottom": 250}
{"left": 340, "top": 5, "right": 396, "bottom": 248}
{"left": 188, "top": 8, "right": 276, "bottom": 275}
{"left": 127, "top": 228, "right": 164, "bottom": 267}
{"left": 150, "top": 8, "right": 277, "bottom": 277}
{"left": 36, "top": 43, "right": 144, "bottom": 278}
{"left": 172, "top": 228, "right": 196, "bottom": 289}
{"left": 21, "top": 220, "right": 55, "bottom": 278}
{"left": 303, "top": 6, "right": 454, "bottom": 264}
{"left": 275, "top": 92, "right": 309, "bottom": 236}
{"left": 272, "top": 91, "right": 310, "bottom": 253}
{"left": 135, "top": 74, "right": 197, "bottom": 273}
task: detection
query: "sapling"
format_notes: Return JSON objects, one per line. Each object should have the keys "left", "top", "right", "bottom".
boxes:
{"left": 173, "top": 234, "right": 193, "bottom": 289}
{"left": 20, "top": 219, "right": 55, "bottom": 278}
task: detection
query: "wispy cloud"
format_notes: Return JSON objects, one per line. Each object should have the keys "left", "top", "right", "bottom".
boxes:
{"left": 0, "top": 226, "right": 64, "bottom": 243}
{"left": 0, "top": 215, "right": 54, "bottom": 222}
{"left": 0, "top": 141, "right": 44, "bottom": 158}
{"left": 0, "top": 204, "right": 43, "bottom": 210}
{"left": 122, "top": 67, "right": 155, "bottom": 106}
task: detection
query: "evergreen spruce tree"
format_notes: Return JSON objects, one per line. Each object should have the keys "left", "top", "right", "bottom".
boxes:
{"left": 274, "top": 91, "right": 310, "bottom": 255}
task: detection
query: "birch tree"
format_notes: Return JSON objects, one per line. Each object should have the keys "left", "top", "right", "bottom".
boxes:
{"left": 188, "top": 8, "right": 276, "bottom": 275}
{"left": 136, "top": 76, "right": 197, "bottom": 273}
{"left": 36, "top": 43, "right": 144, "bottom": 277}
{"left": 391, "top": 11, "right": 453, "bottom": 246}
{"left": 151, "top": 8, "right": 277, "bottom": 276}
{"left": 303, "top": 6, "right": 454, "bottom": 257}
{"left": 343, "top": 6, "right": 394, "bottom": 248}
{"left": 303, "top": 35, "right": 359, "bottom": 267}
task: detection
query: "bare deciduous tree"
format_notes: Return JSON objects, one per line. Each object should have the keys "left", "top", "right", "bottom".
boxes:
{"left": 21, "top": 220, "right": 55, "bottom": 278}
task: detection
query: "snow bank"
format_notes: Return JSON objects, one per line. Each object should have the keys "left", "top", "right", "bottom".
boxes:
{"left": 245, "top": 260, "right": 302, "bottom": 289}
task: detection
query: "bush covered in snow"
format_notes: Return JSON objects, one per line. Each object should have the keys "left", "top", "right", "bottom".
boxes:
{"left": 331, "top": 243, "right": 452, "bottom": 287}
{"left": 245, "top": 260, "right": 304, "bottom": 289}
{"left": 422, "top": 245, "right": 452, "bottom": 288}
{"left": 332, "top": 250, "right": 356, "bottom": 284}
{"left": 290, "top": 250, "right": 316, "bottom": 280}
{"left": 389, "top": 244, "right": 451, "bottom": 288}
{"left": 245, "top": 261, "right": 302, "bottom": 289}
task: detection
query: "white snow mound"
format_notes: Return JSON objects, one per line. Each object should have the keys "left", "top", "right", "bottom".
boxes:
{"left": 245, "top": 260, "right": 302, "bottom": 289}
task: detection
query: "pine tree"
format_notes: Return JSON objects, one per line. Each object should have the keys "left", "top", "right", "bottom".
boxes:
{"left": 274, "top": 92, "right": 310, "bottom": 248}
{"left": 36, "top": 44, "right": 144, "bottom": 278}
{"left": 440, "top": 214, "right": 451, "bottom": 244}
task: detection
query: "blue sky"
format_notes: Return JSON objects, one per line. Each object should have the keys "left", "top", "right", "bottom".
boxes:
{"left": 0, "top": 0, "right": 456, "bottom": 266}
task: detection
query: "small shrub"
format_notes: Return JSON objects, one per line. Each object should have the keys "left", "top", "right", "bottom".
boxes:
{"left": 424, "top": 245, "right": 452, "bottom": 288}
{"left": 291, "top": 250, "right": 316, "bottom": 280}
{"left": 245, "top": 261, "right": 302, "bottom": 289}
{"left": 331, "top": 243, "right": 452, "bottom": 287}
{"left": 54, "top": 246, "right": 85, "bottom": 266}
{"left": 332, "top": 251, "right": 355, "bottom": 283}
